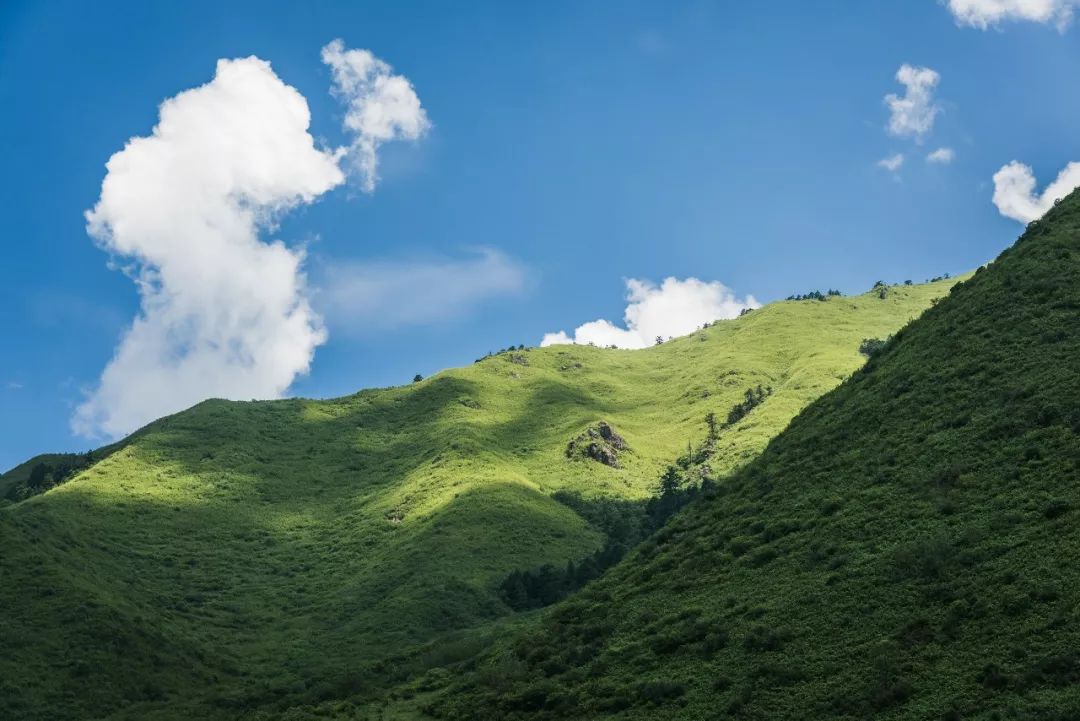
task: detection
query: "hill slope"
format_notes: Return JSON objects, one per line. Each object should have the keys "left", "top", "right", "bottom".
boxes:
{"left": 0, "top": 279, "right": 956, "bottom": 720}
{"left": 431, "top": 197, "right": 1080, "bottom": 719}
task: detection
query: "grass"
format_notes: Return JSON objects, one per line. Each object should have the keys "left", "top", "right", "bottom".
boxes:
{"left": 0, "top": 277, "right": 957, "bottom": 720}
{"left": 428, "top": 192, "right": 1080, "bottom": 720}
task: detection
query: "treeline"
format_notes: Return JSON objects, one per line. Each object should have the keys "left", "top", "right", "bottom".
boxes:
{"left": 4, "top": 453, "right": 97, "bottom": 502}
{"left": 475, "top": 344, "right": 527, "bottom": 363}
{"left": 786, "top": 289, "right": 841, "bottom": 301}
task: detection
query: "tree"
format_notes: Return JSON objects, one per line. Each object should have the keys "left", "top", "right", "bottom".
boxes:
{"left": 27, "top": 463, "right": 49, "bottom": 489}
{"left": 705, "top": 412, "right": 718, "bottom": 440}
{"left": 655, "top": 336, "right": 664, "bottom": 345}
{"left": 659, "top": 465, "right": 681, "bottom": 495}
{"left": 412, "top": 374, "right": 423, "bottom": 383}
{"left": 500, "top": 571, "right": 529, "bottom": 610}
{"left": 727, "top": 385, "right": 772, "bottom": 425}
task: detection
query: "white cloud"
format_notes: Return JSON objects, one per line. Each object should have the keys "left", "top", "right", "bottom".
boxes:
{"left": 322, "top": 39, "right": 430, "bottom": 192}
{"left": 5, "top": 382, "right": 23, "bottom": 390}
{"left": 884, "top": 65, "right": 941, "bottom": 142}
{"left": 542, "top": 277, "right": 759, "bottom": 349}
{"left": 76, "top": 44, "right": 431, "bottom": 439}
{"left": 74, "top": 56, "right": 344, "bottom": 439}
{"left": 877, "top": 153, "right": 906, "bottom": 172}
{"left": 991, "top": 160, "right": 1080, "bottom": 222}
{"left": 927, "top": 147, "right": 955, "bottom": 164}
{"left": 946, "top": 0, "right": 1077, "bottom": 29}
{"left": 318, "top": 249, "right": 527, "bottom": 332}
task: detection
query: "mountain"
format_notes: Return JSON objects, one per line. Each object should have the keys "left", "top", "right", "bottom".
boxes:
{"left": 0, "top": 278, "right": 956, "bottom": 720}
{"left": 430, "top": 196, "right": 1080, "bottom": 719}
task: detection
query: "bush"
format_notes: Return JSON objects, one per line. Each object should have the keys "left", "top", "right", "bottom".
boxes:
{"left": 636, "top": 680, "right": 686, "bottom": 705}
{"left": 859, "top": 337, "right": 889, "bottom": 357}
{"left": 727, "top": 385, "right": 772, "bottom": 425}
{"left": 891, "top": 534, "right": 955, "bottom": 580}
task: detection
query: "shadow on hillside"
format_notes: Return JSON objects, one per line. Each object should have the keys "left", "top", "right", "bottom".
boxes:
{"left": 482, "top": 378, "right": 620, "bottom": 461}
{"left": 112, "top": 375, "right": 485, "bottom": 505}
{"left": 0, "top": 458, "right": 607, "bottom": 720}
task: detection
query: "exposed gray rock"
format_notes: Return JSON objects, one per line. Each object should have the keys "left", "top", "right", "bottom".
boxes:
{"left": 566, "top": 421, "right": 627, "bottom": 468}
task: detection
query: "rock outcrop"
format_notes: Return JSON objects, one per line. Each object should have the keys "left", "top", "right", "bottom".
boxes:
{"left": 566, "top": 421, "right": 627, "bottom": 468}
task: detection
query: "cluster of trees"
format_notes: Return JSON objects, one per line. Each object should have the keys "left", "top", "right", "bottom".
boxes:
{"left": 726, "top": 385, "right": 773, "bottom": 426}
{"left": 5, "top": 453, "right": 96, "bottom": 501}
{"left": 786, "top": 289, "right": 841, "bottom": 301}
{"left": 874, "top": 277, "right": 951, "bottom": 290}
{"left": 499, "top": 467, "right": 713, "bottom": 611}
{"left": 475, "top": 344, "right": 527, "bottom": 363}
{"left": 874, "top": 281, "right": 890, "bottom": 299}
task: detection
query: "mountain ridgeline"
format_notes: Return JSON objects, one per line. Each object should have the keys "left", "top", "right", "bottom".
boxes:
{"left": 428, "top": 193, "right": 1080, "bottom": 718}
{"left": 0, "top": 271, "right": 961, "bottom": 720}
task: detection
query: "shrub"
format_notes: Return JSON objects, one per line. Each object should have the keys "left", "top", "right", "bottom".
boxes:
{"left": 727, "top": 385, "right": 772, "bottom": 425}
{"left": 742, "top": 625, "right": 791, "bottom": 652}
{"left": 891, "top": 534, "right": 955, "bottom": 580}
{"left": 859, "top": 337, "right": 889, "bottom": 357}
{"left": 636, "top": 680, "right": 686, "bottom": 705}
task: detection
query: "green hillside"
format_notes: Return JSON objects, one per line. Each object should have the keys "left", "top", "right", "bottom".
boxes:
{"left": 430, "top": 196, "right": 1080, "bottom": 718}
{"left": 0, "top": 279, "right": 956, "bottom": 720}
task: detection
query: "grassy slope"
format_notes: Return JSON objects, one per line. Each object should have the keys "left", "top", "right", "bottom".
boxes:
{"left": 0, "top": 280, "right": 956, "bottom": 720}
{"left": 432, "top": 197, "right": 1080, "bottom": 720}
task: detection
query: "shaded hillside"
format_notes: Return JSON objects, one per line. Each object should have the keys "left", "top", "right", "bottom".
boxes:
{"left": 429, "top": 196, "right": 1080, "bottom": 719}
{"left": 0, "top": 279, "right": 955, "bottom": 720}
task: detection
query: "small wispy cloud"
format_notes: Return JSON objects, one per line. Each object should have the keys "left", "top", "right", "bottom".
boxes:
{"left": 542, "top": 277, "right": 758, "bottom": 349}
{"left": 5, "top": 382, "right": 24, "bottom": 391}
{"left": 926, "top": 147, "right": 955, "bottom": 164}
{"left": 946, "top": 0, "right": 1078, "bottom": 30}
{"left": 884, "top": 64, "right": 942, "bottom": 142}
{"left": 877, "top": 153, "right": 905, "bottom": 172}
{"left": 322, "top": 39, "right": 431, "bottom": 192}
{"left": 992, "top": 160, "right": 1080, "bottom": 223}
{"left": 317, "top": 249, "right": 527, "bottom": 333}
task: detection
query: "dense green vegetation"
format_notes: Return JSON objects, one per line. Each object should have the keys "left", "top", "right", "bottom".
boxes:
{"left": 0, "top": 275, "right": 955, "bottom": 720}
{"left": 1, "top": 451, "right": 113, "bottom": 502}
{"left": 428, "top": 193, "right": 1080, "bottom": 719}
{"left": 499, "top": 411, "right": 733, "bottom": 613}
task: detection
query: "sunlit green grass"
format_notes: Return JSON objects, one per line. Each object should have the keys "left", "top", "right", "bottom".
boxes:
{"left": 0, "top": 278, "right": 957, "bottom": 720}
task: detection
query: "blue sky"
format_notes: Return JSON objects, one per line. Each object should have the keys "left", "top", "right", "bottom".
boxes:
{"left": 2, "top": 0, "right": 1080, "bottom": 469}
